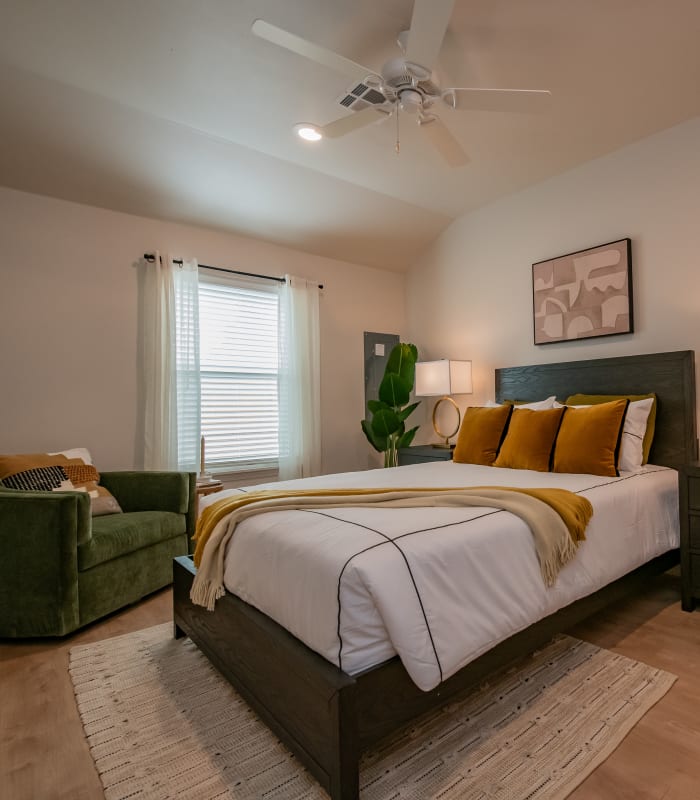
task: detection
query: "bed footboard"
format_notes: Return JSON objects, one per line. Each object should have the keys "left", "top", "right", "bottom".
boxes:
{"left": 173, "top": 556, "right": 360, "bottom": 800}
{"left": 173, "top": 549, "right": 679, "bottom": 799}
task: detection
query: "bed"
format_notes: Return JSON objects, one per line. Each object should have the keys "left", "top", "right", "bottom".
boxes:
{"left": 173, "top": 350, "right": 697, "bottom": 800}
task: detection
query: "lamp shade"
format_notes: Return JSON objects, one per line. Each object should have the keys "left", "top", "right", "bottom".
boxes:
{"left": 415, "top": 360, "right": 473, "bottom": 396}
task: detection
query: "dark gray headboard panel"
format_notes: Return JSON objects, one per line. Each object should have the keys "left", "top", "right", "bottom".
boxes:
{"left": 495, "top": 350, "right": 697, "bottom": 468}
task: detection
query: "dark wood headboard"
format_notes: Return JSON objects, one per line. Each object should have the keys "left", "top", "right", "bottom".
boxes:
{"left": 495, "top": 350, "right": 697, "bottom": 468}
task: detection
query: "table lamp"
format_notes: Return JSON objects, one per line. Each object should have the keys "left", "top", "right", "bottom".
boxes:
{"left": 415, "top": 360, "right": 473, "bottom": 447}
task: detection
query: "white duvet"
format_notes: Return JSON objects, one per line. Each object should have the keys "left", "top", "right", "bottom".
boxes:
{"left": 200, "top": 462, "right": 679, "bottom": 692}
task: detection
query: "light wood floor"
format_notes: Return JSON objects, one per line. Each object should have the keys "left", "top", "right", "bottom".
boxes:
{"left": 1, "top": 572, "right": 699, "bottom": 800}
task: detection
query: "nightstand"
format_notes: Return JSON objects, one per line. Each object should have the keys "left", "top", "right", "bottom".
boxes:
{"left": 398, "top": 445, "right": 454, "bottom": 466}
{"left": 679, "top": 462, "right": 700, "bottom": 611}
{"left": 195, "top": 479, "right": 224, "bottom": 518}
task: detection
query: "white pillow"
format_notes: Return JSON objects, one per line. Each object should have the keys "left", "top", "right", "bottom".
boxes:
{"left": 486, "top": 396, "right": 557, "bottom": 411}
{"left": 617, "top": 398, "right": 654, "bottom": 472}
{"left": 49, "top": 447, "right": 93, "bottom": 465}
{"left": 553, "top": 398, "right": 653, "bottom": 473}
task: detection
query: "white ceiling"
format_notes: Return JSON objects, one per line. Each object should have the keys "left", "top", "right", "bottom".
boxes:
{"left": 1, "top": 0, "right": 699, "bottom": 271}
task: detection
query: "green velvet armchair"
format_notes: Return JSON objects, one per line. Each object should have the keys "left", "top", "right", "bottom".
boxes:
{"left": 0, "top": 471, "right": 196, "bottom": 637}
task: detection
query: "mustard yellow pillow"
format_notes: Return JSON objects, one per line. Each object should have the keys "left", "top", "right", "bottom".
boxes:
{"left": 493, "top": 407, "right": 565, "bottom": 472}
{"left": 553, "top": 399, "right": 629, "bottom": 476}
{"left": 0, "top": 453, "right": 72, "bottom": 489}
{"left": 453, "top": 405, "right": 513, "bottom": 466}
{"left": 565, "top": 393, "right": 657, "bottom": 464}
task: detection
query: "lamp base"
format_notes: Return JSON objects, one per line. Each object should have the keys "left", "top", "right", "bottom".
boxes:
{"left": 431, "top": 442, "right": 453, "bottom": 449}
{"left": 432, "top": 396, "right": 461, "bottom": 450}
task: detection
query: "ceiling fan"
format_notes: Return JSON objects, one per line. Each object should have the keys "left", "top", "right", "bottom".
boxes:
{"left": 251, "top": 0, "right": 551, "bottom": 167}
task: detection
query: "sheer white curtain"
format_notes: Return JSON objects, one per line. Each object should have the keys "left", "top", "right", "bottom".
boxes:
{"left": 278, "top": 275, "right": 321, "bottom": 480}
{"left": 143, "top": 252, "right": 201, "bottom": 471}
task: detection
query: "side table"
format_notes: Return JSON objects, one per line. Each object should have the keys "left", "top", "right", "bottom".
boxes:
{"left": 680, "top": 462, "right": 700, "bottom": 611}
{"left": 195, "top": 479, "right": 224, "bottom": 518}
{"left": 398, "top": 445, "right": 454, "bottom": 466}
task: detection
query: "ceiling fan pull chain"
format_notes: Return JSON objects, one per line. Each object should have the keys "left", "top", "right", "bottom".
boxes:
{"left": 395, "top": 107, "right": 400, "bottom": 154}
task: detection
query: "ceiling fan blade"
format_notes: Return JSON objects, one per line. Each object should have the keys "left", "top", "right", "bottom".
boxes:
{"left": 252, "top": 19, "right": 377, "bottom": 83}
{"left": 419, "top": 115, "right": 469, "bottom": 167}
{"left": 405, "top": 0, "right": 455, "bottom": 71}
{"left": 443, "top": 88, "right": 552, "bottom": 113}
{"left": 321, "top": 106, "right": 389, "bottom": 139}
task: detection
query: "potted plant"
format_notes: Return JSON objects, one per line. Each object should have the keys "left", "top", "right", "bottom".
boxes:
{"left": 361, "top": 342, "right": 420, "bottom": 467}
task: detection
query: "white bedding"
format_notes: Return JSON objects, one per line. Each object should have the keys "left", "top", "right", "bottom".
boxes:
{"left": 201, "top": 462, "right": 679, "bottom": 692}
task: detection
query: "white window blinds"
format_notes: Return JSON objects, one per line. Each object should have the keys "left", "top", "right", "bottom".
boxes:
{"left": 198, "top": 272, "right": 280, "bottom": 473}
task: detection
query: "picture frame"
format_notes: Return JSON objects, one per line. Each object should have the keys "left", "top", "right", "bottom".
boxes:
{"left": 532, "top": 238, "right": 633, "bottom": 345}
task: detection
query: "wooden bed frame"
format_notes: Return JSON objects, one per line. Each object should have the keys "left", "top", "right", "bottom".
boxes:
{"left": 173, "top": 350, "right": 697, "bottom": 800}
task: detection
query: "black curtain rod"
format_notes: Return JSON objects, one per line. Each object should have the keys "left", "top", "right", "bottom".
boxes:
{"left": 143, "top": 254, "right": 323, "bottom": 289}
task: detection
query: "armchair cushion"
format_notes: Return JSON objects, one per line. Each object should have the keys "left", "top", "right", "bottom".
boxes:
{"left": 100, "top": 471, "right": 191, "bottom": 515}
{"left": 79, "top": 510, "right": 186, "bottom": 570}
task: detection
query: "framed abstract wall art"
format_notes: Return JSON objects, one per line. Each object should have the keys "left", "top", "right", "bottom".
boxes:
{"left": 532, "top": 238, "right": 633, "bottom": 345}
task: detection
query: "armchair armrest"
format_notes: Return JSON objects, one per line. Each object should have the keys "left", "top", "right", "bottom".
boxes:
{"left": 99, "top": 471, "right": 196, "bottom": 538}
{"left": 0, "top": 487, "right": 92, "bottom": 545}
{"left": 0, "top": 489, "right": 90, "bottom": 636}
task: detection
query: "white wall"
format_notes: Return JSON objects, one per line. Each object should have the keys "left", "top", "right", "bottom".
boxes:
{"left": 0, "top": 187, "right": 406, "bottom": 474}
{"left": 407, "top": 116, "right": 700, "bottom": 439}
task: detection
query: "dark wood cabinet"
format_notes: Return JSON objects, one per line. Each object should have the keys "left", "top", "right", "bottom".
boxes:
{"left": 398, "top": 445, "right": 454, "bottom": 466}
{"left": 680, "top": 462, "right": 700, "bottom": 611}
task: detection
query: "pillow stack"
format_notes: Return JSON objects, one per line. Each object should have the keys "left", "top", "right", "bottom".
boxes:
{"left": 551, "top": 399, "right": 628, "bottom": 476}
{"left": 0, "top": 449, "right": 122, "bottom": 516}
{"left": 453, "top": 393, "right": 656, "bottom": 477}
{"left": 562, "top": 394, "right": 656, "bottom": 471}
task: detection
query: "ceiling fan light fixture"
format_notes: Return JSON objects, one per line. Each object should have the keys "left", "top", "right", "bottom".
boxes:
{"left": 399, "top": 88, "right": 423, "bottom": 114}
{"left": 294, "top": 123, "right": 323, "bottom": 142}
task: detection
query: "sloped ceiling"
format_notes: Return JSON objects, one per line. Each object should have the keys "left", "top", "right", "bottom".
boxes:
{"left": 0, "top": 0, "right": 699, "bottom": 271}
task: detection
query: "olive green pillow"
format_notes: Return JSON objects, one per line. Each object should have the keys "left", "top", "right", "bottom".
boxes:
{"left": 553, "top": 399, "right": 628, "bottom": 476}
{"left": 565, "top": 393, "right": 657, "bottom": 464}
{"left": 453, "top": 405, "right": 513, "bottom": 466}
{"left": 494, "top": 407, "right": 565, "bottom": 472}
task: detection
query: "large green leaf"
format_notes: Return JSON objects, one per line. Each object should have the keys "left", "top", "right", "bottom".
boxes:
{"left": 378, "top": 373, "right": 410, "bottom": 408}
{"left": 371, "top": 407, "right": 401, "bottom": 438}
{"left": 398, "top": 425, "right": 419, "bottom": 449}
{"left": 367, "top": 399, "right": 389, "bottom": 415}
{"left": 385, "top": 343, "right": 417, "bottom": 390}
{"left": 397, "top": 401, "right": 420, "bottom": 421}
{"left": 361, "top": 419, "right": 386, "bottom": 452}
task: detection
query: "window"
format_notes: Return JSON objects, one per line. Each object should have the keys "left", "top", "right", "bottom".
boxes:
{"left": 198, "top": 272, "right": 280, "bottom": 473}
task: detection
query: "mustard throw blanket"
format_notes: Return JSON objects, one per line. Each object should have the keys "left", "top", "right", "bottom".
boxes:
{"left": 190, "top": 487, "right": 593, "bottom": 610}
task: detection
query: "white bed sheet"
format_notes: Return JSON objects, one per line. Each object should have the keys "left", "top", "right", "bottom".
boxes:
{"left": 202, "top": 462, "right": 679, "bottom": 691}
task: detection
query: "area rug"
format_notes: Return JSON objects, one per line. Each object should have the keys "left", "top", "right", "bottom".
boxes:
{"left": 69, "top": 624, "right": 675, "bottom": 800}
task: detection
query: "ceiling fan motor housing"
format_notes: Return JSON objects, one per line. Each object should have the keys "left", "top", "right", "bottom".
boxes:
{"left": 382, "top": 56, "right": 434, "bottom": 89}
